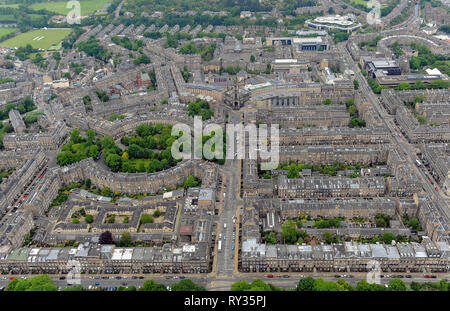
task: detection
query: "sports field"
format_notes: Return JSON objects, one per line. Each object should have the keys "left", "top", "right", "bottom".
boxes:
{"left": 0, "top": 28, "right": 18, "bottom": 37}
{"left": 30, "top": 0, "right": 111, "bottom": 16}
{"left": 0, "top": 28, "right": 72, "bottom": 50}
{"left": 0, "top": 4, "right": 20, "bottom": 9}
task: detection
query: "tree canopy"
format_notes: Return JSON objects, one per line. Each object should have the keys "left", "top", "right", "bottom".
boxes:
{"left": 6, "top": 275, "right": 57, "bottom": 291}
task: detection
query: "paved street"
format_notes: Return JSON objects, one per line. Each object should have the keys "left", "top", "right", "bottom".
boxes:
{"left": 216, "top": 110, "right": 243, "bottom": 277}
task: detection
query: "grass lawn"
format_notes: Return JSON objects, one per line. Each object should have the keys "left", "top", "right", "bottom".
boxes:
{"left": 0, "top": 14, "right": 16, "bottom": 21}
{"left": 0, "top": 28, "right": 72, "bottom": 50}
{"left": 30, "top": 0, "right": 111, "bottom": 16}
{"left": 350, "top": 0, "right": 368, "bottom": 6}
{"left": 0, "top": 4, "right": 20, "bottom": 9}
{"left": 0, "top": 28, "right": 18, "bottom": 37}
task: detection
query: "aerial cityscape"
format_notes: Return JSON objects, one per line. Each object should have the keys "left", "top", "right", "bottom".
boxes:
{"left": 0, "top": 0, "right": 449, "bottom": 296}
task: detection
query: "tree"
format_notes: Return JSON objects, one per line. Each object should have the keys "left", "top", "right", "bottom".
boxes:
{"left": 322, "top": 98, "right": 332, "bottom": 105}
{"left": 248, "top": 279, "right": 273, "bottom": 291}
{"left": 231, "top": 280, "right": 252, "bottom": 291}
{"left": 381, "top": 232, "right": 395, "bottom": 244}
{"left": 184, "top": 175, "right": 200, "bottom": 187}
{"left": 313, "top": 278, "right": 339, "bottom": 291}
{"left": 87, "top": 145, "right": 99, "bottom": 159}
{"left": 153, "top": 210, "right": 161, "bottom": 217}
{"left": 410, "top": 281, "right": 422, "bottom": 291}
{"left": 171, "top": 279, "right": 205, "bottom": 291}
{"left": 287, "top": 163, "right": 299, "bottom": 178}
{"left": 140, "top": 280, "right": 167, "bottom": 291}
{"left": 353, "top": 79, "right": 359, "bottom": 89}
{"left": 297, "top": 277, "right": 315, "bottom": 291}
{"left": 336, "top": 279, "right": 354, "bottom": 291}
{"left": 7, "top": 275, "right": 57, "bottom": 291}
{"left": 413, "top": 81, "right": 426, "bottom": 90}
{"left": 105, "top": 153, "right": 122, "bottom": 172}
{"left": 407, "top": 217, "right": 421, "bottom": 231}
{"left": 119, "top": 232, "right": 132, "bottom": 247}
{"left": 70, "top": 129, "right": 83, "bottom": 144}
{"left": 101, "top": 187, "right": 111, "bottom": 197}
{"left": 99, "top": 231, "right": 113, "bottom": 244}
{"left": 86, "top": 129, "right": 95, "bottom": 143}
{"left": 250, "top": 55, "right": 255, "bottom": 62}
{"left": 388, "top": 278, "right": 407, "bottom": 291}
{"left": 397, "top": 82, "right": 411, "bottom": 90}
{"left": 100, "top": 136, "right": 116, "bottom": 149}
{"left": 282, "top": 220, "right": 300, "bottom": 244}
{"left": 355, "top": 280, "right": 385, "bottom": 291}
{"left": 322, "top": 231, "right": 334, "bottom": 244}
{"left": 439, "top": 279, "right": 448, "bottom": 291}
{"left": 84, "top": 215, "right": 93, "bottom": 223}
{"left": 117, "top": 286, "right": 137, "bottom": 291}
{"left": 6, "top": 278, "right": 18, "bottom": 291}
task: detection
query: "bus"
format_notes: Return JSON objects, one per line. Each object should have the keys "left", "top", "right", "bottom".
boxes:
{"left": 416, "top": 160, "right": 422, "bottom": 167}
{"left": 218, "top": 240, "right": 222, "bottom": 252}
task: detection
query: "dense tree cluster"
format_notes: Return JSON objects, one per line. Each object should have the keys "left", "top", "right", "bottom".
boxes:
{"left": 439, "top": 24, "right": 450, "bottom": 34}
{"left": 375, "top": 213, "right": 391, "bottom": 228}
{"left": 313, "top": 217, "right": 343, "bottom": 228}
{"left": 295, "top": 276, "right": 445, "bottom": 292}
{"left": 96, "top": 90, "right": 109, "bottom": 102}
{"left": 329, "top": 29, "right": 349, "bottom": 43}
{"left": 133, "top": 53, "right": 151, "bottom": 65}
{"left": 368, "top": 77, "right": 387, "bottom": 94}
{"left": 62, "top": 27, "right": 85, "bottom": 50}
{"left": 409, "top": 42, "right": 450, "bottom": 76}
{"left": 180, "top": 42, "right": 216, "bottom": 61}
{"left": 57, "top": 129, "right": 100, "bottom": 166}
{"left": 0, "top": 96, "right": 36, "bottom": 121}
{"left": 221, "top": 65, "right": 242, "bottom": 75}
{"left": 143, "top": 31, "right": 162, "bottom": 39}
{"left": 281, "top": 220, "right": 310, "bottom": 244}
{"left": 99, "top": 231, "right": 113, "bottom": 244}
{"left": 77, "top": 37, "right": 112, "bottom": 62}
{"left": 147, "top": 69, "right": 157, "bottom": 90}
{"left": 5, "top": 275, "right": 57, "bottom": 291}
{"left": 106, "top": 123, "right": 180, "bottom": 173}
{"left": 231, "top": 279, "right": 281, "bottom": 291}
{"left": 184, "top": 175, "right": 201, "bottom": 187}
{"left": 140, "top": 280, "right": 167, "bottom": 291}
{"left": 111, "top": 35, "right": 143, "bottom": 51}
{"left": 283, "top": 161, "right": 368, "bottom": 178}
{"left": 171, "top": 279, "right": 205, "bottom": 291}
{"left": 188, "top": 99, "right": 214, "bottom": 120}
